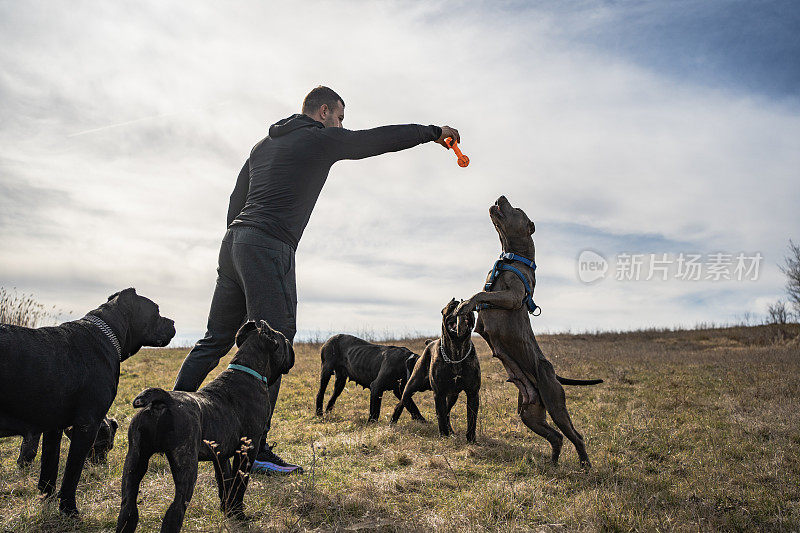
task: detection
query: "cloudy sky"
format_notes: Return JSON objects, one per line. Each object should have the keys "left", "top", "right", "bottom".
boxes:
{"left": 1, "top": 1, "right": 798, "bottom": 344}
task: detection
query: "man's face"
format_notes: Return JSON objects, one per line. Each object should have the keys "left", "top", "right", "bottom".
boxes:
{"left": 322, "top": 101, "right": 345, "bottom": 128}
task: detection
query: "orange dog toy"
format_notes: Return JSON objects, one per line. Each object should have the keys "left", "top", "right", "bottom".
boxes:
{"left": 444, "top": 137, "right": 469, "bottom": 167}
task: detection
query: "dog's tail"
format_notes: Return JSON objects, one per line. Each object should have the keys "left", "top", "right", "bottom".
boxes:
{"left": 556, "top": 375, "right": 603, "bottom": 386}
{"left": 320, "top": 334, "right": 340, "bottom": 363}
{"left": 132, "top": 387, "right": 174, "bottom": 408}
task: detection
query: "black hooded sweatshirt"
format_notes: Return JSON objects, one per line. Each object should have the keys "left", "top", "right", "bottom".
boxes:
{"left": 227, "top": 114, "right": 442, "bottom": 249}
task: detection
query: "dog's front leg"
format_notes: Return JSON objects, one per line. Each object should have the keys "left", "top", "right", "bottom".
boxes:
{"left": 433, "top": 390, "right": 451, "bottom": 437}
{"left": 392, "top": 385, "right": 426, "bottom": 422}
{"left": 368, "top": 369, "right": 393, "bottom": 422}
{"left": 391, "top": 355, "right": 429, "bottom": 423}
{"left": 227, "top": 446, "right": 256, "bottom": 520}
{"left": 465, "top": 389, "right": 479, "bottom": 443}
{"left": 456, "top": 290, "right": 524, "bottom": 316}
{"left": 456, "top": 278, "right": 527, "bottom": 316}
{"left": 58, "top": 420, "right": 101, "bottom": 515}
{"left": 38, "top": 429, "right": 63, "bottom": 497}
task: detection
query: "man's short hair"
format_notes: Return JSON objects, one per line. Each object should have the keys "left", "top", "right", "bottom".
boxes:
{"left": 302, "top": 86, "right": 344, "bottom": 115}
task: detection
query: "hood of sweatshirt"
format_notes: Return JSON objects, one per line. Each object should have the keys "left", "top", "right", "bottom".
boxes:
{"left": 268, "top": 114, "right": 324, "bottom": 138}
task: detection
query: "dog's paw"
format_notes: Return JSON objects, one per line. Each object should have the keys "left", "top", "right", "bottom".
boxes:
{"left": 224, "top": 508, "right": 247, "bottom": 521}
{"left": 454, "top": 299, "right": 475, "bottom": 316}
{"left": 58, "top": 500, "right": 80, "bottom": 517}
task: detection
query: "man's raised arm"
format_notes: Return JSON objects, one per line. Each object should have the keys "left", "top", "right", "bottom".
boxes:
{"left": 319, "top": 124, "right": 460, "bottom": 161}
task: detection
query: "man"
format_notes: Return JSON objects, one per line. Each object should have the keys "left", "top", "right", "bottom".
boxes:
{"left": 174, "top": 86, "right": 460, "bottom": 474}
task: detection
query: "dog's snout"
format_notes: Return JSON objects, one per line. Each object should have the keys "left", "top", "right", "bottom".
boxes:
{"left": 162, "top": 318, "right": 176, "bottom": 336}
{"left": 284, "top": 339, "right": 295, "bottom": 373}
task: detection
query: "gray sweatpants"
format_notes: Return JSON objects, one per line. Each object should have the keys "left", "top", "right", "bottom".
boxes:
{"left": 173, "top": 225, "right": 297, "bottom": 436}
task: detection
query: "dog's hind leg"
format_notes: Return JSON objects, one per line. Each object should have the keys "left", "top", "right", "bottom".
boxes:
{"left": 325, "top": 370, "right": 347, "bottom": 413}
{"left": 162, "top": 445, "right": 199, "bottom": 533}
{"left": 212, "top": 456, "right": 234, "bottom": 514}
{"left": 38, "top": 430, "right": 62, "bottom": 496}
{"left": 536, "top": 359, "right": 590, "bottom": 467}
{"left": 518, "top": 393, "right": 563, "bottom": 465}
{"left": 17, "top": 432, "right": 40, "bottom": 468}
{"left": 116, "top": 431, "right": 155, "bottom": 533}
{"left": 316, "top": 363, "right": 335, "bottom": 416}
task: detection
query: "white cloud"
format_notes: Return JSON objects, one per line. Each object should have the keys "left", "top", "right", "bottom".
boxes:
{"left": 1, "top": 1, "right": 797, "bottom": 341}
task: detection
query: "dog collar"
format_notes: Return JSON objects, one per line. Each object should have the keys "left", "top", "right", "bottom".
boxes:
{"left": 477, "top": 252, "right": 541, "bottom": 315}
{"left": 84, "top": 315, "right": 122, "bottom": 360}
{"left": 499, "top": 252, "right": 536, "bottom": 270}
{"left": 440, "top": 340, "right": 475, "bottom": 365}
{"left": 227, "top": 363, "right": 268, "bottom": 385}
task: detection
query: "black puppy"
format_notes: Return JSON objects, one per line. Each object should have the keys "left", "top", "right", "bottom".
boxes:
{"left": 16, "top": 417, "right": 118, "bottom": 467}
{"left": 0, "top": 288, "right": 175, "bottom": 515}
{"left": 316, "top": 334, "right": 424, "bottom": 422}
{"left": 116, "top": 320, "right": 294, "bottom": 533}
{"left": 391, "top": 299, "right": 480, "bottom": 442}
{"left": 67, "top": 417, "right": 119, "bottom": 464}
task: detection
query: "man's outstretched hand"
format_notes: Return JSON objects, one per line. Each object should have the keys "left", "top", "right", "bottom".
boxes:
{"left": 435, "top": 126, "right": 461, "bottom": 147}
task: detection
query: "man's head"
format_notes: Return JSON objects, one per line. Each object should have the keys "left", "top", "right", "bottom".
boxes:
{"left": 302, "top": 86, "right": 345, "bottom": 128}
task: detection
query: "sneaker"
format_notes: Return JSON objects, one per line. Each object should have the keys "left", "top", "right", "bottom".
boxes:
{"left": 251, "top": 443, "right": 303, "bottom": 475}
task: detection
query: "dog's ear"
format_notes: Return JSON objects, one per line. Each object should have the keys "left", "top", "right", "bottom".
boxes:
{"left": 442, "top": 298, "right": 458, "bottom": 316}
{"left": 235, "top": 321, "right": 258, "bottom": 348}
{"left": 108, "top": 287, "right": 136, "bottom": 302}
{"left": 405, "top": 353, "right": 418, "bottom": 375}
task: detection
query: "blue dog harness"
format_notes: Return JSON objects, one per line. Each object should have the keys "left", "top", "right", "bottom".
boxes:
{"left": 227, "top": 363, "right": 269, "bottom": 385}
{"left": 476, "top": 252, "right": 541, "bottom": 316}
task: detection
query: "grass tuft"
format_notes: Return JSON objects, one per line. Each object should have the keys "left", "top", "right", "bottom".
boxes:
{"left": 1, "top": 326, "right": 798, "bottom": 530}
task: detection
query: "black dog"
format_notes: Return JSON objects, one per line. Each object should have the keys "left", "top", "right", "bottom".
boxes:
{"left": 316, "top": 334, "right": 425, "bottom": 422}
{"left": 391, "top": 299, "right": 480, "bottom": 442}
{"left": 116, "top": 320, "right": 294, "bottom": 533}
{"left": 0, "top": 288, "right": 175, "bottom": 515}
{"left": 16, "top": 417, "right": 118, "bottom": 468}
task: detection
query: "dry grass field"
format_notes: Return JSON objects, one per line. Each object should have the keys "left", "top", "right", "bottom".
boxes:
{"left": 1, "top": 325, "right": 799, "bottom": 532}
